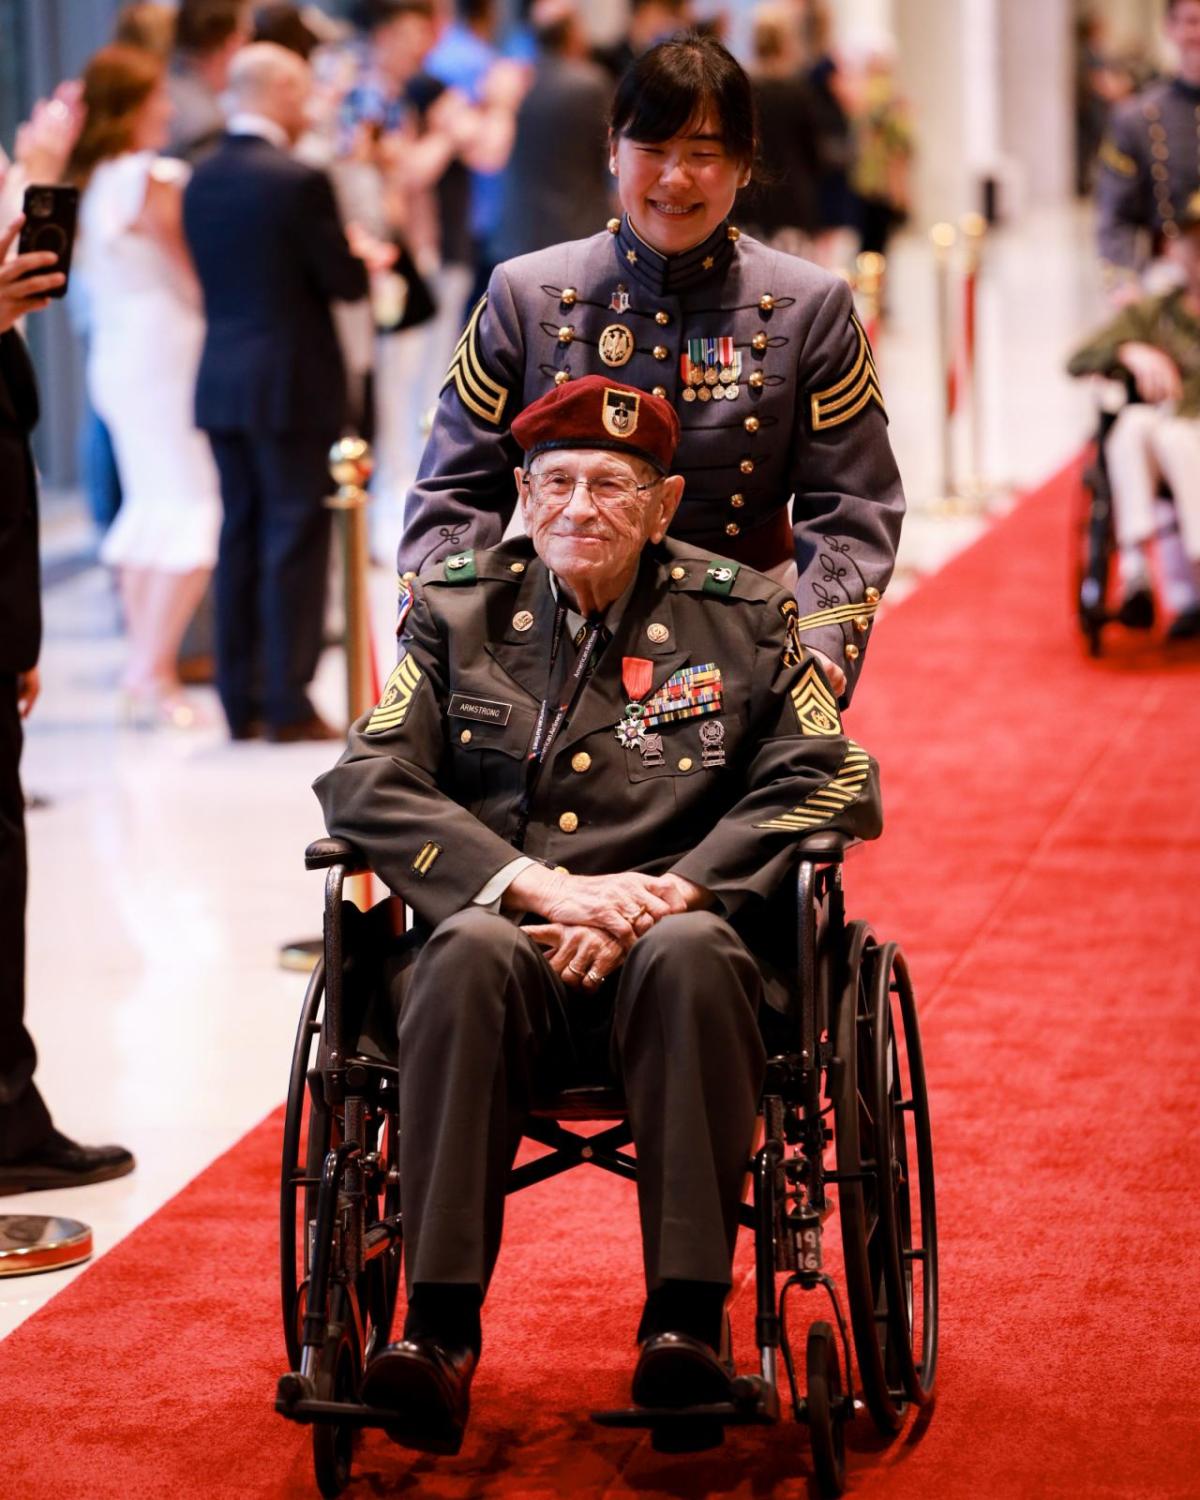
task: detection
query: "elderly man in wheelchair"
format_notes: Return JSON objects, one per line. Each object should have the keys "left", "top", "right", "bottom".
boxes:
{"left": 290, "top": 376, "right": 935, "bottom": 1491}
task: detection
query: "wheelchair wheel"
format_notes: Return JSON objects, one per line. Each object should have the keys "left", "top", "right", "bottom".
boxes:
{"left": 1075, "top": 454, "right": 1113, "bottom": 658}
{"left": 868, "top": 943, "right": 938, "bottom": 1406}
{"left": 829, "top": 922, "right": 906, "bottom": 1436}
{"left": 281, "top": 958, "right": 330, "bottom": 1370}
{"left": 311, "top": 1289, "right": 360, "bottom": 1499}
{"left": 359, "top": 1096, "right": 403, "bottom": 1364}
{"left": 805, "top": 1321, "right": 847, "bottom": 1497}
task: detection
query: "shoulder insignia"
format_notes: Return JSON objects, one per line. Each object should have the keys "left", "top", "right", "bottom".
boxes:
{"left": 396, "top": 575, "right": 415, "bottom": 635}
{"left": 441, "top": 296, "right": 509, "bottom": 427}
{"left": 703, "top": 560, "right": 740, "bottom": 596}
{"left": 790, "top": 662, "right": 842, "bottom": 736}
{"left": 780, "top": 599, "right": 805, "bottom": 666}
{"left": 443, "top": 550, "right": 477, "bottom": 583}
{"left": 811, "top": 315, "right": 886, "bottom": 432}
{"left": 366, "top": 653, "right": 424, "bottom": 735}
{"left": 753, "top": 742, "right": 871, "bottom": 831}
{"left": 1098, "top": 137, "right": 1137, "bottom": 178}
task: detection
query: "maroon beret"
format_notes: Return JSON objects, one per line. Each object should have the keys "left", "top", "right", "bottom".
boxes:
{"left": 510, "top": 375, "right": 681, "bottom": 473}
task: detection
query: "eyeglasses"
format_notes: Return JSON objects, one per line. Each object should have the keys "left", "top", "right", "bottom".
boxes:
{"left": 522, "top": 468, "right": 659, "bottom": 509}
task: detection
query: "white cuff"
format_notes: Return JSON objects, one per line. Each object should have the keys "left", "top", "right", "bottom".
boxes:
{"left": 472, "top": 856, "right": 535, "bottom": 913}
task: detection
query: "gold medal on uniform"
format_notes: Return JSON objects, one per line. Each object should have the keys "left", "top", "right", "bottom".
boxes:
{"left": 599, "top": 323, "right": 635, "bottom": 368}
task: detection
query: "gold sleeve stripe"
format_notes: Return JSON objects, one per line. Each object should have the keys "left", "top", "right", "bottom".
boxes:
{"left": 811, "top": 317, "right": 886, "bottom": 431}
{"left": 1099, "top": 138, "right": 1136, "bottom": 178}
{"left": 412, "top": 841, "right": 442, "bottom": 876}
{"left": 791, "top": 662, "right": 843, "bottom": 736}
{"left": 441, "top": 297, "right": 509, "bottom": 427}
{"left": 792, "top": 598, "right": 879, "bottom": 634}
{"left": 753, "top": 743, "right": 872, "bottom": 832}
{"left": 366, "top": 654, "right": 424, "bottom": 734}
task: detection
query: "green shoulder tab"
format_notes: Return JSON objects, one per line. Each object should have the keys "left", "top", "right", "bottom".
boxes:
{"left": 442, "top": 550, "right": 477, "bottom": 584}
{"left": 702, "top": 560, "right": 740, "bottom": 597}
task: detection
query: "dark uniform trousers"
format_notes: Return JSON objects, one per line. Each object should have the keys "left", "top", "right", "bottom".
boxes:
{"left": 208, "top": 430, "right": 334, "bottom": 732}
{"left": 396, "top": 907, "right": 767, "bottom": 1298}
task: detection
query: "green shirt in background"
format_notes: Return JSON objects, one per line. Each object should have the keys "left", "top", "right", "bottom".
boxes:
{"left": 1067, "top": 288, "right": 1200, "bottom": 417}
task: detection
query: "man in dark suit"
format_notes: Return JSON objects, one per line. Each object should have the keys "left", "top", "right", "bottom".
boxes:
{"left": 183, "top": 43, "right": 372, "bottom": 742}
{"left": 0, "top": 217, "right": 134, "bottom": 1193}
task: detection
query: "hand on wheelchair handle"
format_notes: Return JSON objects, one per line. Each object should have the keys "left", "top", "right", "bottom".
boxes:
{"left": 1118, "top": 341, "right": 1184, "bottom": 405}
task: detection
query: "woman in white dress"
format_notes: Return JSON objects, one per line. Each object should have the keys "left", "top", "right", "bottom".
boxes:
{"left": 67, "top": 46, "right": 221, "bottom": 727}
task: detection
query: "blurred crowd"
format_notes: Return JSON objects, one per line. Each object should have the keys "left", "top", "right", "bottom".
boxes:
{"left": 0, "top": 0, "right": 913, "bottom": 740}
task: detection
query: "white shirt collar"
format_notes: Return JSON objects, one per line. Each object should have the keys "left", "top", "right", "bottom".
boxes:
{"left": 226, "top": 113, "right": 290, "bottom": 150}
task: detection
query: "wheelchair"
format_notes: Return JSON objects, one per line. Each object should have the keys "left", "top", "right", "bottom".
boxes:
{"left": 275, "top": 832, "right": 939, "bottom": 1497}
{"left": 1075, "top": 374, "right": 1183, "bottom": 657}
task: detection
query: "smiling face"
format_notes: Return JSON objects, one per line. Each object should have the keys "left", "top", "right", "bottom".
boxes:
{"left": 609, "top": 113, "right": 750, "bottom": 255}
{"left": 516, "top": 448, "right": 683, "bottom": 607}
{"left": 1167, "top": 0, "right": 1200, "bottom": 82}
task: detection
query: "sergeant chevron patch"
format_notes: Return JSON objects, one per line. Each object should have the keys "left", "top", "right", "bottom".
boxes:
{"left": 791, "top": 663, "right": 842, "bottom": 736}
{"left": 811, "top": 316, "right": 886, "bottom": 431}
{"left": 366, "top": 653, "right": 424, "bottom": 735}
{"left": 753, "top": 742, "right": 871, "bottom": 831}
{"left": 442, "top": 296, "right": 509, "bottom": 426}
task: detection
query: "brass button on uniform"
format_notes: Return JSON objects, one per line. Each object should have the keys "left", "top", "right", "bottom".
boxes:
{"left": 670, "top": 565, "right": 687, "bottom": 580}
{"left": 401, "top": 570, "right": 417, "bottom": 582}
{"left": 558, "top": 811, "right": 579, "bottom": 834}
{"left": 865, "top": 586, "right": 881, "bottom": 604}
{"left": 607, "top": 217, "right": 620, "bottom": 233}
{"left": 749, "top": 370, "right": 765, "bottom": 389}
{"left": 655, "top": 310, "right": 670, "bottom": 325}
{"left": 561, "top": 287, "right": 577, "bottom": 305}
{"left": 751, "top": 332, "right": 768, "bottom": 351}
{"left": 744, "top": 416, "right": 761, "bottom": 433}
{"left": 740, "top": 458, "right": 755, "bottom": 474}
{"left": 653, "top": 345, "right": 668, "bottom": 361}
{"left": 730, "top": 493, "right": 745, "bottom": 508}
{"left": 678, "top": 757, "right": 693, "bottom": 771}
{"left": 854, "top": 615, "right": 870, "bottom": 632}
{"left": 652, "top": 385, "right": 667, "bottom": 398}
{"left": 844, "top": 643, "right": 860, "bottom": 661}
{"left": 554, "top": 865, "right": 569, "bottom": 875}
{"left": 571, "top": 752, "right": 592, "bottom": 773}
{"left": 726, "top": 225, "right": 741, "bottom": 241}
{"left": 459, "top": 729, "right": 472, "bottom": 744}
{"left": 725, "top": 522, "right": 740, "bottom": 537}
{"left": 554, "top": 370, "right": 570, "bottom": 386}
{"left": 759, "top": 294, "right": 775, "bottom": 311}
{"left": 510, "top": 561, "right": 526, "bottom": 573}
{"left": 558, "top": 326, "right": 574, "bottom": 344}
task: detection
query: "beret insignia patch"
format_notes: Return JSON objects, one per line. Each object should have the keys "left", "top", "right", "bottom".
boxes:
{"left": 602, "top": 385, "right": 640, "bottom": 436}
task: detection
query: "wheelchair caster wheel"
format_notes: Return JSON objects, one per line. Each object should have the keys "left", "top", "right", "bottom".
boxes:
{"left": 805, "top": 1321, "right": 847, "bottom": 1497}
{"left": 649, "top": 1416, "right": 725, "bottom": 1454}
{"left": 312, "top": 1321, "right": 359, "bottom": 1498}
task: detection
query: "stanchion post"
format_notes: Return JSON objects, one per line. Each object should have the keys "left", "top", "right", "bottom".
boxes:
{"left": 855, "top": 250, "right": 886, "bottom": 350}
{"left": 959, "top": 212, "right": 987, "bottom": 500}
{"left": 930, "top": 221, "right": 959, "bottom": 508}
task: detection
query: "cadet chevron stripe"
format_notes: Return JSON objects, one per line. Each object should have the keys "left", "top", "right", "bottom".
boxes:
{"left": 753, "top": 743, "right": 872, "bottom": 831}
{"left": 366, "top": 654, "right": 424, "bottom": 734}
{"left": 792, "top": 598, "right": 879, "bottom": 634}
{"left": 811, "top": 318, "right": 885, "bottom": 431}
{"left": 442, "top": 297, "right": 508, "bottom": 426}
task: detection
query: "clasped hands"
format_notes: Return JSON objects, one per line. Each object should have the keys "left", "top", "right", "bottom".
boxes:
{"left": 503, "top": 866, "right": 710, "bottom": 990}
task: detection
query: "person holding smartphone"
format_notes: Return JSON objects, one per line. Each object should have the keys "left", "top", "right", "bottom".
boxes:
{"left": 0, "top": 215, "right": 135, "bottom": 1193}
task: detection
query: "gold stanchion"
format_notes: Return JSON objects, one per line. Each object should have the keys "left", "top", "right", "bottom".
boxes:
{"left": 957, "top": 211, "right": 1004, "bottom": 509}
{"left": 278, "top": 436, "right": 377, "bottom": 972}
{"left": 929, "top": 221, "right": 961, "bottom": 511}
{"left": 855, "top": 250, "right": 887, "bottom": 349}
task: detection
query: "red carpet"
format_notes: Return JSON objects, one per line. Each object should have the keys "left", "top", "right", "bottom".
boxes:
{"left": 5, "top": 461, "right": 1200, "bottom": 1497}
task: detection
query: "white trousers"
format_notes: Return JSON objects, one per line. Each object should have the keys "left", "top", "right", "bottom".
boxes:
{"left": 1105, "top": 403, "right": 1200, "bottom": 559}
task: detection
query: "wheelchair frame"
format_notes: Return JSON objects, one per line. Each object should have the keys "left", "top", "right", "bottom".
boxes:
{"left": 275, "top": 833, "right": 938, "bottom": 1498}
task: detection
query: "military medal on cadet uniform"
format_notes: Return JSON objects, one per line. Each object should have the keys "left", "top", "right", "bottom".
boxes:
{"left": 680, "top": 338, "right": 741, "bottom": 403}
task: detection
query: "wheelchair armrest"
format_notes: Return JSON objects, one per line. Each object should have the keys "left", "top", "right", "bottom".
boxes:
{"left": 305, "top": 836, "right": 371, "bottom": 874}
{"left": 792, "top": 831, "right": 858, "bottom": 863}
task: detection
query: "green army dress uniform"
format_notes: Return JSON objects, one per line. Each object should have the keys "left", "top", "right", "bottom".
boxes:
{"left": 397, "top": 215, "right": 904, "bottom": 700}
{"left": 1067, "top": 287, "right": 1200, "bottom": 414}
{"left": 315, "top": 536, "right": 882, "bottom": 1299}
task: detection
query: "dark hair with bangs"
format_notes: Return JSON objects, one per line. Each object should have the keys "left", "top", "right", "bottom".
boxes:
{"left": 608, "top": 32, "right": 757, "bottom": 167}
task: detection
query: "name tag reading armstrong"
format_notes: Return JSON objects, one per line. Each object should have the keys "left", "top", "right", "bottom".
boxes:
{"left": 448, "top": 693, "right": 513, "bottom": 727}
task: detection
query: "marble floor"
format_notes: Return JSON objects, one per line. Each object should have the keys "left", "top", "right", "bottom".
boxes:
{"left": 0, "top": 201, "right": 1107, "bottom": 1339}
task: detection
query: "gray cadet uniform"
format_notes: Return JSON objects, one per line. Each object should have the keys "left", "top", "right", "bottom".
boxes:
{"left": 315, "top": 535, "right": 882, "bottom": 1295}
{"left": 398, "top": 215, "right": 904, "bottom": 700}
{"left": 1097, "top": 78, "right": 1200, "bottom": 289}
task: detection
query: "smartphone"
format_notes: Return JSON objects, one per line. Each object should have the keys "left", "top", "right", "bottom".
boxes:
{"left": 18, "top": 183, "right": 79, "bottom": 299}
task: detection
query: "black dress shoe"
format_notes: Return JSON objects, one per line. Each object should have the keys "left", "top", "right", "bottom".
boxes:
{"left": 0, "top": 1131, "right": 135, "bottom": 1196}
{"left": 265, "top": 714, "right": 342, "bottom": 744}
{"left": 359, "top": 1337, "right": 476, "bottom": 1454}
{"left": 632, "top": 1331, "right": 736, "bottom": 1409}
{"left": 1166, "top": 605, "right": 1200, "bottom": 640}
{"left": 1116, "top": 586, "right": 1155, "bottom": 630}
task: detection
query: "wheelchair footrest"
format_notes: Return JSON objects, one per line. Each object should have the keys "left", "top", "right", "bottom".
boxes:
{"left": 592, "top": 1375, "right": 780, "bottom": 1440}
{"left": 276, "top": 1373, "right": 398, "bottom": 1430}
